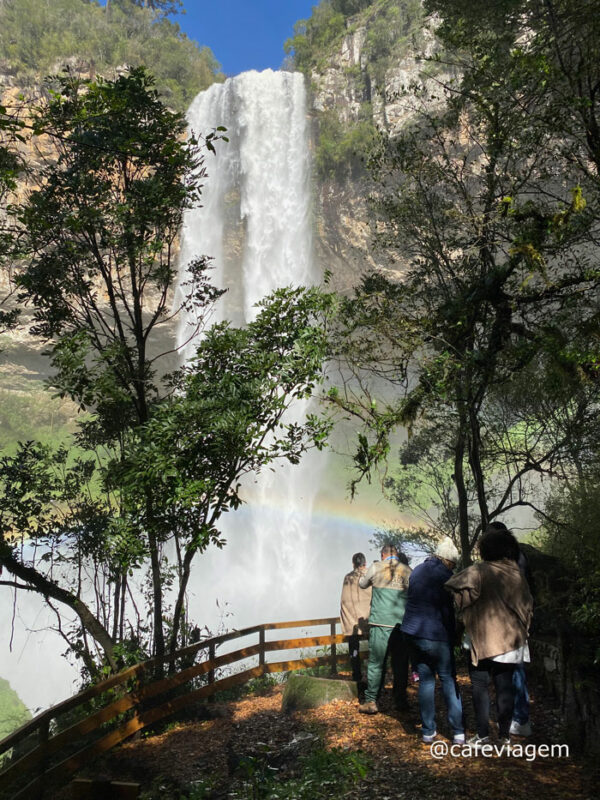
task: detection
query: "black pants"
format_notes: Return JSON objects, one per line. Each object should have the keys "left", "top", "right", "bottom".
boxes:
{"left": 388, "top": 625, "right": 409, "bottom": 708}
{"left": 346, "top": 633, "right": 363, "bottom": 684}
{"left": 469, "top": 659, "right": 516, "bottom": 738}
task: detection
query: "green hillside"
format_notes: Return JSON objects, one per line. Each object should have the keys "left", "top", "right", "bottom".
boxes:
{"left": 0, "top": 0, "right": 223, "bottom": 111}
{"left": 0, "top": 678, "right": 30, "bottom": 740}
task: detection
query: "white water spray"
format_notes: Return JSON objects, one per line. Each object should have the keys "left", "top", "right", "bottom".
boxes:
{"left": 175, "top": 70, "right": 332, "bottom": 630}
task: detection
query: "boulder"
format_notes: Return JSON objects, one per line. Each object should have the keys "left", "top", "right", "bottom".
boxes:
{"left": 281, "top": 675, "right": 357, "bottom": 714}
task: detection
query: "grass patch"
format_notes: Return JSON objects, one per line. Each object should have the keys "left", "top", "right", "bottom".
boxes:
{"left": 0, "top": 380, "right": 79, "bottom": 452}
{"left": 232, "top": 747, "right": 370, "bottom": 800}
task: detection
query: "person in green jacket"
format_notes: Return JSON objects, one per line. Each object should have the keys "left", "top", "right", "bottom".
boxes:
{"left": 358, "top": 545, "right": 412, "bottom": 714}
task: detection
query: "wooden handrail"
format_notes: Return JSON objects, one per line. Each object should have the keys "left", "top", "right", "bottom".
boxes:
{"left": 0, "top": 617, "right": 365, "bottom": 800}
{"left": 0, "top": 616, "right": 342, "bottom": 758}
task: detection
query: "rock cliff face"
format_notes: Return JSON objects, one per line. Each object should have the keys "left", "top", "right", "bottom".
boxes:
{"left": 308, "top": 11, "right": 448, "bottom": 291}
{"left": 310, "top": 16, "right": 441, "bottom": 134}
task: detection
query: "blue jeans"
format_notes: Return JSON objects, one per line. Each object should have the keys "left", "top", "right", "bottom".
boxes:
{"left": 410, "top": 637, "right": 464, "bottom": 737}
{"left": 512, "top": 663, "right": 530, "bottom": 724}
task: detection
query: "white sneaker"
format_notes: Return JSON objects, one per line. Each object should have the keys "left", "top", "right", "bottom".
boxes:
{"left": 453, "top": 733, "right": 465, "bottom": 744}
{"left": 466, "top": 734, "right": 490, "bottom": 753}
{"left": 422, "top": 731, "right": 437, "bottom": 743}
{"left": 509, "top": 719, "right": 532, "bottom": 737}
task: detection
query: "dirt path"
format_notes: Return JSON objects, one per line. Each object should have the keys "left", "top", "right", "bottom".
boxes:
{"left": 59, "top": 669, "right": 597, "bottom": 799}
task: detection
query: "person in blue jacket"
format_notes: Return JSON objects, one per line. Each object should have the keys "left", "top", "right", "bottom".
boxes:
{"left": 402, "top": 537, "right": 465, "bottom": 744}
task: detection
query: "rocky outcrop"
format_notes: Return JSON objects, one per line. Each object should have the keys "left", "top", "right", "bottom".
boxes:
{"left": 308, "top": 9, "right": 453, "bottom": 288}
{"left": 310, "top": 17, "right": 445, "bottom": 136}
{"left": 281, "top": 674, "right": 357, "bottom": 713}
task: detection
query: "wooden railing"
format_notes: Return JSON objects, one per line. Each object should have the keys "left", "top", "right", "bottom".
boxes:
{"left": 0, "top": 617, "right": 364, "bottom": 800}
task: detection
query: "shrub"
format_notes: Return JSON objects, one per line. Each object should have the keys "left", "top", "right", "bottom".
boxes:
{"left": 538, "top": 480, "right": 600, "bottom": 658}
{"left": 315, "top": 107, "right": 378, "bottom": 179}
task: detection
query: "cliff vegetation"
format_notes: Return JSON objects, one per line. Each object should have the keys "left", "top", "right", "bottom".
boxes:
{"left": 0, "top": 0, "right": 223, "bottom": 111}
{"left": 285, "top": 0, "right": 425, "bottom": 178}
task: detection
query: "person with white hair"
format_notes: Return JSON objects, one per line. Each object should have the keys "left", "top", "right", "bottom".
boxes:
{"left": 401, "top": 537, "right": 465, "bottom": 744}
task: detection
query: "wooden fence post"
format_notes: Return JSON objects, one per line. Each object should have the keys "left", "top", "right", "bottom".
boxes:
{"left": 258, "top": 628, "right": 265, "bottom": 671}
{"left": 330, "top": 621, "right": 337, "bottom": 675}
{"left": 207, "top": 642, "right": 215, "bottom": 685}
{"left": 34, "top": 717, "right": 50, "bottom": 799}
{"left": 207, "top": 642, "right": 216, "bottom": 701}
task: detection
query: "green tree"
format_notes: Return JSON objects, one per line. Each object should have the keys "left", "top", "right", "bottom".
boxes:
{"left": 331, "top": 0, "right": 374, "bottom": 14}
{"left": 1, "top": 69, "right": 331, "bottom": 672}
{"left": 538, "top": 479, "right": 600, "bottom": 652}
{"left": 0, "top": 443, "right": 122, "bottom": 674}
{"left": 121, "top": 0, "right": 183, "bottom": 13}
{"left": 284, "top": 2, "right": 346, "bottom": 73}
{"left": 0, "top": 98, "right": 24, "bottom": 334}
{"left": 112, "top": 287, "right": 332, "bottom": 660}
{"left": 8, "top": 67, "right": 219, "bottom": 664}
{"left": 329, "top": 0, "right": 600, "bottom": 561}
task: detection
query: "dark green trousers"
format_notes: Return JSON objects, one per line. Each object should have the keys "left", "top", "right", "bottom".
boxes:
{"left": 365, "top": 623, "right": 409, "bottom": 706}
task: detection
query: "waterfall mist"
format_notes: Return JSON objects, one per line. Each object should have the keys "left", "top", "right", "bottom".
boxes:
{"left": 175, "top": 70, "right": 370, "bottom": 634}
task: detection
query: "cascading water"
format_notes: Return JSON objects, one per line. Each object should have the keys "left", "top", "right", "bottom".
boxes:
{"left": 176, "top": 69, "right": 316, "bottom": 346}
{"left": 175, "top": 70, "right": 331, "bottom": 631}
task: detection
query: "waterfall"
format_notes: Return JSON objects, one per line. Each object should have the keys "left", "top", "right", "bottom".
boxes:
{"left": 174, "top": 70, "right": 329, "bottom": 631}
{"left": 176, "top": 69, "right": 316, "bottom": 349}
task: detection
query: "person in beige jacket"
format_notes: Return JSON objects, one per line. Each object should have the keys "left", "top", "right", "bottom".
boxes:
{"left": 445, "top": 529, "right": 533, "bottom": 747}
{"left": 340, "top": 553, "right": 372, "bottom": 687}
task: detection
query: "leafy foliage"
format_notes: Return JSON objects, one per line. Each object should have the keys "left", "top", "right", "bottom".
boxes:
{"left": 284, "top": 2, "right": 347, "bottom": 73}
{"left": 328, "top": 0, "right": 600, "bottom": 561}
{"left": 0, "top": 0, "right": 222, "bottom": 111}
{"left": 0, "top": 99, "right": 25, "bottom": 335}
{"left": 538, "top": 481, "right": 600, "bottom": 644}
{"left": 18, "top": 66, "right": 217, "bottom": 438}
{"left": 315, "top": 107, "right": 378, "bottom": 179}
{"left": 111, "top": 285, "right": 333, "bottom": 656}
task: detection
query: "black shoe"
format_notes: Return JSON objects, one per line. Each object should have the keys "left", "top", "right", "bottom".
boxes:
{"left": 395, "top": 696, "right": 409, "bottom": 712}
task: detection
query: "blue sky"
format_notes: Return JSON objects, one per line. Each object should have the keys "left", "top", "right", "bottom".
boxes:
{"left": 172, "top": 1, "right": 317, "bottom": 77}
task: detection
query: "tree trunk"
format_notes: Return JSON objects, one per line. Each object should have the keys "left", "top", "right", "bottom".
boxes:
{"left": 168, "top": 545, "right": 195, "bottom": 669}
{"left": 453, "top": 409, "right": 472, "bottom": 565}
{"left": 145, "top": 494, "right": 166, "bottom": 668}
{"left": 1, "top": 551, "right": 118, "bottom": 671}
{"left": 468, "top": 404, "right": 489, "bottom": 533}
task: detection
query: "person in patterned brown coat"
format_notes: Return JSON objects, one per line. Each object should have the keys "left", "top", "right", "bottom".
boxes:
{"left": 340, "top": 552, "right": 372, "bottom": 686}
